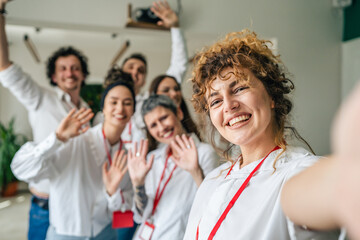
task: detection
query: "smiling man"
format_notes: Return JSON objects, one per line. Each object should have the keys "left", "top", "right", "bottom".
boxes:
{"left": 0, "top": 1, "right": 90, "bottom": 239}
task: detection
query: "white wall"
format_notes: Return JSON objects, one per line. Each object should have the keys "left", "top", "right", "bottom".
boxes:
{"left": 1, "top": 0, "right": 343, "bottom": 155}
{"left": 342, "top": 37, "right": 360, "bottom": 99}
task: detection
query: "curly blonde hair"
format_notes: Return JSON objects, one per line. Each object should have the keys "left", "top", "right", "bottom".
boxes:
{"left": 191, "top": 30, "right": 312, "bottom": 166}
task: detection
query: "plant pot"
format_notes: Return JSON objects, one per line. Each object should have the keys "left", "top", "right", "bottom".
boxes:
{"left": 1, "top": 181, "right": 18, "bottom": 197}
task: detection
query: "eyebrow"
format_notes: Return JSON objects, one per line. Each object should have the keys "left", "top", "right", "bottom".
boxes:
{"left": 109, "top": 96, "right": 133, "bottom": 101}
{"left": 208, "top": 80, "right": 238, "bottom": 98}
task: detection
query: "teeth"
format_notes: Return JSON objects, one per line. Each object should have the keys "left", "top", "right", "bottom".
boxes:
{"left": 114, "top": 114, "right": 125, "bottom": 119}
{"left": 229, "top": 115, "right": 250, "bottom": 126}
{"left": 163, "top": 131, "right": 172, "bottom": 138}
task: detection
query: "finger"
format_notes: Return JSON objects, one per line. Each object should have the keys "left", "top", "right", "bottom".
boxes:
{"left": 170, "top": 140, "right": 182, "bottom": 153}
{"left": 164, "top": 0, "right": 170, "bottom": 9}
{"left": 65, "top": 108, "right": 77, "bottom": 120}
{"left": 102, "top": 161, "right": 109, "bottom": 176}
{"left": 79, "top": 125, "right": 91, "bottom": 134}
{"left": 115, "top": 150, "right": 125, "bottom": 168}
{"left": 119, "top": 154, "right": 127, "bottom": 171}
{"left": 120, "top": 165, "right": 129, "bottom": 177}
{"left": 138, "top": 139, "right": 144, "bottom": 155}
{"left": 72, "top": 107, "right": 86, "bottom": 119}
{"left": 133, "top": 141, "right": 138, "bottom": 156}
{"left": 78, "top": 109, "right": 93, "bottom": 122}
{"left": 128, "top": 148, "right": 133, "bottom": 161}
{"left": 175, "top": 135, "right": 186, "bottom": 149}
{"left": 141, "top": 139, "right": 149, "bottom": 157}
{"left": 182, "top": 134, "right": 191, "bottom": 149}
{"left": 157, "top": 21, "right": 164, "bottom": 26}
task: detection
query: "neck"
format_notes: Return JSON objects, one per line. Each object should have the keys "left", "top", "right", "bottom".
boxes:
{"left": 239, "top": 138, "right": 277, "bottom": 168}
{"left": 68, "top": 90, "right": 81, "bottom": 108}
{"left": 103, "top": 121, "right": 125, "bottom": 146}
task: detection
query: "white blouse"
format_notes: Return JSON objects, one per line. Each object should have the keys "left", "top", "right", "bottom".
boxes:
{"left": 184, "top": 146, "right": 342, "bottom": 240}
{"left": 133, "top": 134, "right": 219, "bottom": 240}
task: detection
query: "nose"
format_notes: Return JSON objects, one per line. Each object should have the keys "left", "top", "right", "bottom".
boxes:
{"left": 64, "top": 68, "right": 73, "bottom": 77}
{"left": 157, "top": 121, "right": 166, "bottom": 132}
{"left": 116, "top": 102, "right": 124, "bottom": 112}
{"left": 169, "top": 89, "right": 178, "bottom": 99}
{"left": 223, "top": 94, "right": 239, "bottom": 112}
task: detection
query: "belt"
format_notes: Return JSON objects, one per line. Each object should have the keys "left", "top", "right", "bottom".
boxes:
{"left": 32, "top": 195, "right": 49, "bottom": 210}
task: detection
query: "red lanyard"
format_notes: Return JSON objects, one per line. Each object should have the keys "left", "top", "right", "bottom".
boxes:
{"left": 123, "top": 121, "right": 132, "bottom": 144}
{"left": 196, "top": 146, "right": 280, "bottom": 240}
{"left": 101, "top": 128, "right": 123, "bottom": 165}
{"left": 151, "top": 152, "right": 177, "bottom": 216}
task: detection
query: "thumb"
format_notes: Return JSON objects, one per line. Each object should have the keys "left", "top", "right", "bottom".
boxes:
{"left": 102, "top": 161, "right": 109, "bottom": 176}
{"left": 157, "top": 21, "right": 164, "bottom": 26}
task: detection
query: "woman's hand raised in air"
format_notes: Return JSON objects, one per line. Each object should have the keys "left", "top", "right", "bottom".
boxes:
{"left": 127, "top": 139, "right": 154, "bottom": 187}
{"left": 55, "top": 108, "right": 93, "bottom": 142}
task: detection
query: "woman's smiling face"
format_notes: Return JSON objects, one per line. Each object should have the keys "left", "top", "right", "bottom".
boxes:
{"left": 207, "top": 67, "right": 275, "bottom": 148}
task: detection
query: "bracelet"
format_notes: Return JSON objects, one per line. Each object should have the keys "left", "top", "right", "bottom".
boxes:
{"left": 0, "top": 9, "right": 7, "bottom": 16}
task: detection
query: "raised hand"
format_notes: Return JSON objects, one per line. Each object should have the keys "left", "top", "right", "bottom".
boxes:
{"left": 127, "top": 139, "right": 154, "bottom": 187}
{"left": 55, "top": 108, "right": 93, "bottom": 142}
{"left": 102, "top": 150, "right": 128, "bottom": 196}
{"left": 170, "top": 134, "right": 204, "bottom": 186}
{"left": 150, "top": 0, "right": 179, "bottom": 28}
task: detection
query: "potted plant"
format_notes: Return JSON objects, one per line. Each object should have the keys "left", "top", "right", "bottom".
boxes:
{"left": 0, "top": 118, "right": 27, "bottom": 197}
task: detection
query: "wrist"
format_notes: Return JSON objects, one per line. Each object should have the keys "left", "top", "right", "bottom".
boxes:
{"left": 55, "top": 131, "right": 68, "bottom": 142}
{"left": 132, "top": 178, "right": 145, "bottom": 187}
{"left": 190, "top": 166, "right": 204, "bottom": 179}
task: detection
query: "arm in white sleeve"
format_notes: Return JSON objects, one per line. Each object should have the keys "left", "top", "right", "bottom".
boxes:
{"left": 166, "top": 28, "right": 188, "bottom": 84}
{"left": 0, "top": 64, "right": 43, "bottom": 111}
{"left": 198, "top": 144, "right": 220, "bottom": 176}
{"left": 106, "top": 175, "right": 134, "bottom": 212}
{"left": 11, "top": 132, "right": 63, "bottom": 182}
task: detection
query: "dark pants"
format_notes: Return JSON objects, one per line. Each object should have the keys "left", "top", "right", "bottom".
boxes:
{"left": 116, "top": 222, "right": 138, "bottom": 240}
{"left": 28, "top": 195, "right": 50, "bottom": 240}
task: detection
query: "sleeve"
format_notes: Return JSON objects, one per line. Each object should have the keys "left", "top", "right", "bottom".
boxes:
{"left": 106, "top": 174, "right": 134, "bottom": 212}
{"left": 198, "top": 144, "right": 220, "bottom": 176}
{"left": 165, "top": 28, "right": 188, "bottom": 84}
{"left": 11, "top": 132, "right": 63, "bottom": 182}
{"left": 0, "top": 64, "right": 43, "bottom": 111}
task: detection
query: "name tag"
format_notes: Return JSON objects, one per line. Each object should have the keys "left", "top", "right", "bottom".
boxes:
{"left": 139, "top": 221, "right": 155, "bottom": 240}
{"left": 112, "top": 210, "right": 134, "bottom": 228}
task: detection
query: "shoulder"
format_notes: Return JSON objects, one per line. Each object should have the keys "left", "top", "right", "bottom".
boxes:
{"left": 277, "top": 146, "right": 320, "bottom": 167}
{"left": 203, "top": 161, "right": 232, "bottom": 181}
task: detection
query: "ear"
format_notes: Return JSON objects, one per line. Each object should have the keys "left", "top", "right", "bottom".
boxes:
{"left": 176, "top": 107, "right": 184, "bottom": 121}
{"left": 271, "top": 100, "right": 275, "bottom": 109}
{"left": 51, "top": 74, "right": 57, "bottom": 85}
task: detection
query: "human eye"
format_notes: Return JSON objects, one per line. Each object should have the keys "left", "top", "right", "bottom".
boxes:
{"left": 161, "top": 88, "right": 170, "bottom": 93}
{"left": 234, "top": 85, "right": 248, "bottom": 94}
{"left": 124, "top": 100, "right": 133, "bottom": 106}
{"left": 159, "top": 115, "right": 168, "bottom": 121}
{"left": 209, "top": 98, "right": 222, "bottom": 108}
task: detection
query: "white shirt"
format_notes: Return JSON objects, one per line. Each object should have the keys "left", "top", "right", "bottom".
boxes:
{"left": 0, "top": 64, "right": 89, "bottom": 194}
{"left": 93, "top": 27, "right": 188, "bottom": 147}
{"left": 11, "top": 124, "right": 133, "bottom": 237}
{"left": 184, "top": 146, "right": 342, "bottom": 240}
{"left": 133, "top": 134, "right": 219, "bottom": 240}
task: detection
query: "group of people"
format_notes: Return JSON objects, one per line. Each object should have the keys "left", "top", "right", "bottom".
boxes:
{"left": 1, "top": 0, "right": 360, "bottom": 240}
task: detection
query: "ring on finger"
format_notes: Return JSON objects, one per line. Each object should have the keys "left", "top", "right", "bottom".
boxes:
{"left": 186, "top": 144, "right": 191, "bottom": 149}
{"left": 135, "top": 152, "right": 140, "bottom": 157}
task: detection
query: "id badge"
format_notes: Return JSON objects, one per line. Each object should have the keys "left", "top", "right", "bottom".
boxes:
{"left": 139, "top": 221, "right": 155, "bottom": 240}
{"left": 112, "top": 210, "right": 134, "bottom": 228}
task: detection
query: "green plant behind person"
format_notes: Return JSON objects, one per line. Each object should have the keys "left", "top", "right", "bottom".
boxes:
{"left": 0, "top": 118, "right": 28, "bottom": 190}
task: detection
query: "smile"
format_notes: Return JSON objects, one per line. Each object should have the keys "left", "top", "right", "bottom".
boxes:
{"left": 161, "top": 129, "right": 174, "bottom": 138}
{"left": 114, "top": 114, "right": 126, "bottom": 120}
{"left": 228, "top": 114, "right": 251, "bottom": 127}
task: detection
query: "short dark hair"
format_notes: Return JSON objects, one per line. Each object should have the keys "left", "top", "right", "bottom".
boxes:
{"left": 100, "top": 80, "right": 136, "bottom": 112}
{"left": 103, "top": 65, "right": 134, "bottom": 88}
{"left": 101, "top": 69, "right": 136, "bottom": 112}
{"left": 46, "top": 46, "right": 89, "bottom": 86}
{"left": 122, "top": 53, "right": 147, "bottom": 71}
